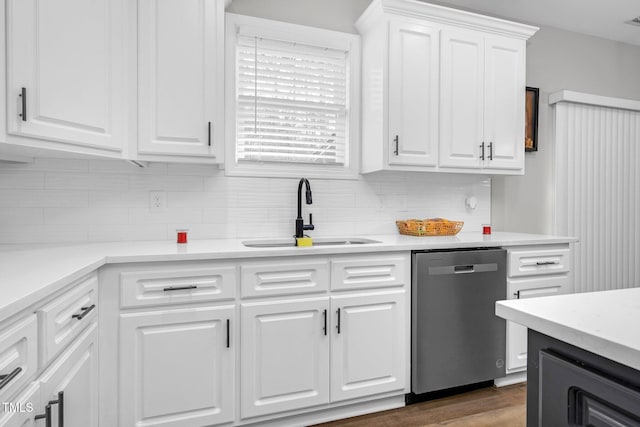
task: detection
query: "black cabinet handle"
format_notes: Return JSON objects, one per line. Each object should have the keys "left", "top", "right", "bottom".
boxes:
{"left": 336, "top": 308, "right": 341, "bottom": 334}
{"left": 393, "top": 135, "right": 399, "bottom": 155}
{"left": 536, "top": 261, "right": 558, "bottom": 266}
{"left": 19, "top": 87, "right": 27, "bottom": 121}
{"left": 163, "top": 285, "right": 197, "bottom": 292}
{"left": 0, "top": 366, "right": 22, "bottom": 390}
{"left": 50, "top": 391, "right": 64, "bottom": 427}
{"left": 71, "top": 304, "right": 95, "bottom": 320}
{"left": 480, "top": 142, "right": 485, "bottom": 160}
{"left": 35, "top": 391, "right": 63, "bottom": 427}
{"left": 208, "top": 122, "right": 211, "bottom": 147}
{"left": 34, "top": 405, "right": 51, "bottom": 427}
{"left": 226, "top": 319, "right": 230, "bottom": 348}
{"left": 488, "top": 142, "right": 493, "bottom": 160}
{"left": 514, "top": 290, "right": 521, "bottom": 299}
{"left": 323, "top": 309, "right": 327, "bottom": 336}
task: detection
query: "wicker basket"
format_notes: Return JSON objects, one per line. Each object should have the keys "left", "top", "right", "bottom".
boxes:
{"left": 396, "top": 218, "right": 464, "bottom": 237}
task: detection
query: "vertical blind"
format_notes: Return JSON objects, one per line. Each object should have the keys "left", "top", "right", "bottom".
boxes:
{"left": 235, "top": 34, "right": 349, "bottom": 165}
{"left": 554, "top": 101, "right": 640, "bottom": 292}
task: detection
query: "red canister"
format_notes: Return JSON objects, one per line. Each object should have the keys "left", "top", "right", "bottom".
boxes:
{"left": 482, "top": 224, "right": 491, "bottom": 235}
{"left": 176, "top": 229, "right": 188, "bottom": 244}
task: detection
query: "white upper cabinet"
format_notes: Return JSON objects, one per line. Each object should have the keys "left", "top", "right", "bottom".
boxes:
{"left": 439, "top": 29, "right": 485, "bottom": 169}
{"left": 483, "top": 36, "right": 526, "bottom": 170}
{"left": 357, "top": 0, "right": 537, "bottom": 175}
{"left": 440, "top": 31, "right": 525, "bottom": 171}
{"left": 5, "top": 0, "right": 126, "bottom": 154}
{"left": 137, "top": 0, "right": 224, "bottom": 160}
{"left": 387, "top": 21, "right": 439, "bottom": 167}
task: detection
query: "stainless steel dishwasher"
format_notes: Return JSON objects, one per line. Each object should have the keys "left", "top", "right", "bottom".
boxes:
{"left": 412, "top": 248, "right": 507, "bottom": 394}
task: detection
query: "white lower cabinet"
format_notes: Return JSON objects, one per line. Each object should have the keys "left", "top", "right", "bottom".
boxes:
{"left": 38, "top": 322, "right": 99, "bottom": 427}
{"left": 240, "top": 288, "right": 408, "bottom": 419}
{"left": 107, "top": 253, "right": 409, "bottom": 426}
{"left": 331, "top": 291, "right": 406, "bottom": 402}
{"left": 119, "top": 305, "right": 235, "bottom": 427}
{"left": 505, "top": 244, "right": 571, "bottom": 374}
{"left": 240, "top": 297, "right": 330, "bottom": 418}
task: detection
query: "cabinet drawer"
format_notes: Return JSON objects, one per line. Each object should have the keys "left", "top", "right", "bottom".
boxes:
{"left": 240, "top": 259, "right": 329, "bottom": 298}
{"left": 508, "top": 274, "right": 570, "bottom": 300}
{"left": 331, "top": 254, "right": 408, "bottom": 291}
{"left": 508, "top": 245, "right": 570, "bottom": 277}
{"left": 0, "top": 315, "right": 37, "bottom": 403}
{"left": 38, "top": 273, "right": 98, "bottom": 367}
{"left": 120, "top": 265, "right": 236, "bottom": 308}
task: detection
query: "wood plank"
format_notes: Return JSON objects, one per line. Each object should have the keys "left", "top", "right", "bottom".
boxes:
{"left": 311, "top": 383, "right": 526, "bottom": 427}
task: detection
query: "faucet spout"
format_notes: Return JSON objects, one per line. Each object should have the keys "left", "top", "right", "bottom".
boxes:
{"left": 296, "top": 178, "right": 314, "bottom": 239}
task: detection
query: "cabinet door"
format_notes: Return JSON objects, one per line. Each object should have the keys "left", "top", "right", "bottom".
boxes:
{"left": 388, "top": 21, "right": 439, "bottom": 167}
{"left": 38, "top": 323, "right": 98, "bottom": 427}
{"left": 119, "top": 305, "right": 234, "bottom": 427}
{"left": 138, "top": 0, "right": 223, "bottom": 158}
{"left": 240, "top": 297, "right": 329, "bottom": 418}
{"left": 483, "top": 36, "right": 525, "bottom": 171}
{"left": 439, "top": 30, "right": 484, "bottom": 169}
{"left": 6, "top": 0, "right": 125, "bottom": 151}
{"left": 331, "top": 290, "right": 407, "bottom": 402}
{"left": 0, "top": 382, "right": 41, "bottom": 427}
{"left": 506, "top": 275, "right": 570, "bottom": 372}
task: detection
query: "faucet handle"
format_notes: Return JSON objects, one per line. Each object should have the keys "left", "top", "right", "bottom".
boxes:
{"left": 303, "top": 213, "right": 315, "bottom": 231}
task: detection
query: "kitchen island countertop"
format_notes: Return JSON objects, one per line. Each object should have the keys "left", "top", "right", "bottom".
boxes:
{"left": 496, "top": 287, "right": 640, "bottom": 371}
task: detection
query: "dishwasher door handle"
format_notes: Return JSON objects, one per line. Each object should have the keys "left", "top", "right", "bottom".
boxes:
{"left": 454, "top": 265, "right": 475, "bottom": 274}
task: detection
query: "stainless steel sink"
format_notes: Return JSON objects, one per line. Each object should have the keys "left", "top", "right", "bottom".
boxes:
{"left": 242, "top": 237, "right": 381, "bottom": 248}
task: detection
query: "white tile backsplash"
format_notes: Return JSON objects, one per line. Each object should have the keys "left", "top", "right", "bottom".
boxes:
{"left": 0, "top": 158, "right": 491, "bottom": 244}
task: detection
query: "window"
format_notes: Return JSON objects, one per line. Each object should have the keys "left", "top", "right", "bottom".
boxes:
{"left": 225, "top": 14, "right": 360, "bottom": 178}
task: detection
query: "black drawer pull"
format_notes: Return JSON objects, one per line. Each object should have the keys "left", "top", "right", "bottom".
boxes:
{"left": 19, "top": 87, "right": 27, "bottom": 121}
{"left": 163, "top": 285, "right": 198, "bottom": 292}
{"left": 536, "top": 261, "right": 558, "bottom": 266}
{"left": 0, "top": 366, "right": 22, "bottom": 390}
{"left": 72, "top": 304, "right": 95, "bottom": 320}
{"left": 336, "top": 308, "right": 341, "bottom": 334}
{"left": 226, "top": 319, "right": 230, "bottom": 348}
{"left": 323, "top": 309, "right": 327, "bottom": 336}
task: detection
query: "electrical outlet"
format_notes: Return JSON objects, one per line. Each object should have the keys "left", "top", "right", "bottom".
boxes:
{"left": 149, "top": 191, "right": 166, "bottom": 212}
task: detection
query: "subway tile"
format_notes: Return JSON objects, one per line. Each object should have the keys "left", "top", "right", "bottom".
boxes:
{"left": 46, "top": 172, "right": 129, "bottom": 191}
{"left": 89, "top": 191, "right": 150, "bottom": 208}
{"left": 88, "top": 224, "right": 167, "bottom": 242}
{"left": 129, "top": 207, "right": 204, "bottom": 225}
{"left": 0, "top": 172, "right": 45, "bottom": 189}
{"left": 0, "top": 208, "right": 44, "bottom": 225}
{"left": 129, "top": 175, "right": 203, "bottom": 192}
{"left": 0, "top": 189, "right": 89, "bottom": 208}
{"left": 89, "top": 159, "right": 167, "bottom": 175}
{"left": 0, "top": 224, "right": 89, "bottom": 244}
{"left": 44, "top": 208, "right": 129, "bottom": 225}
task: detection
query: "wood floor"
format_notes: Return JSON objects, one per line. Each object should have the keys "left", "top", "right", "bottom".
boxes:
{"left": 312, "top": 383, "right": 526, "bottom": 427}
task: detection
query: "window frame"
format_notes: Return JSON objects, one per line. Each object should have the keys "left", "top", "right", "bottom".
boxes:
{"left": 225, "top": 13, "right": 361, "bottom": 179}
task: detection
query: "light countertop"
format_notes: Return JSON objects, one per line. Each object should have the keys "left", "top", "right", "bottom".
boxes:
{"left": 496, "top": 287, "right": 640, "bottom": 371}
{"left": 1, "top": 232, "right": 575, "bottom": 323}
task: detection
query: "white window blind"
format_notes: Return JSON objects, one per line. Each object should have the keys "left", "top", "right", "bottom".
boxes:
{"left": 235, "top": 34, "right": 349, "bottom": 165}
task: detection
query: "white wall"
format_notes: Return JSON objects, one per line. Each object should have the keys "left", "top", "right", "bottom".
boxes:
{"left": 0, "top": 158, "right": 490, "bottom": 244}
{"left": 492, "top": 27, "right": 640, "bottom": 233}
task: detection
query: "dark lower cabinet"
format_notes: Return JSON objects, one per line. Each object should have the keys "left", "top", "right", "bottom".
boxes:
{"left": 527, "top": 330, "right": 640, "bottom": 427}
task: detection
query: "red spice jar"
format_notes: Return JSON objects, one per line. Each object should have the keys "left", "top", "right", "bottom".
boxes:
{"left": 176, "top": 229, "right": 188, "bottom": 244}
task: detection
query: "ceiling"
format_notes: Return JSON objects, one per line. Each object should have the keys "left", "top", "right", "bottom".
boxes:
{"left": 425, "top": 0, "right": 640, "bottom": 46}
